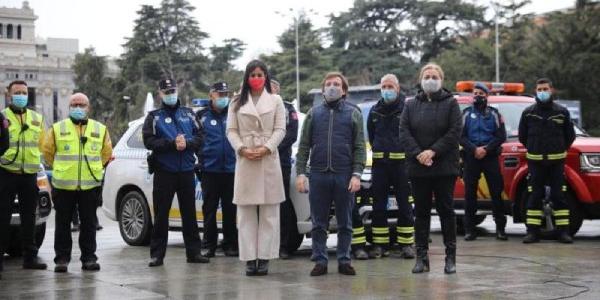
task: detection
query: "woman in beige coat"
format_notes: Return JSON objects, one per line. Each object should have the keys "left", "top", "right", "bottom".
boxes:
{"left": 227, "top": 60, "right": 286, "bottom": 276}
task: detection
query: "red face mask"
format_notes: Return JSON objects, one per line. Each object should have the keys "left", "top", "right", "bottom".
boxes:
{"left": 248, "top": 77, "right": 265, "bottom": 91}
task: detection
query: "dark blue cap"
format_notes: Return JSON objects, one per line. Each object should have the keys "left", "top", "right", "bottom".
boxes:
{"left": 210, "top": 81, "right": 229, "bottom": 92}
{"left": 159, "top": 78, "right": 177, "bottom": 91}
{"left": 474, "top": 82, "right": 490, "bottom": 94}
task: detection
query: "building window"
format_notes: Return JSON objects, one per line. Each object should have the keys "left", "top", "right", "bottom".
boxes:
{"left": 6, "top": 24, "right": 13, "bottom": 39}
{"left": 17, "top": 25, "right": 21, "bottom": 40}
{"left": 0, "top": 24, "right": 3, "bottom": 38}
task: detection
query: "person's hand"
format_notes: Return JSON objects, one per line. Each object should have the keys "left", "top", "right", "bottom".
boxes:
{"left": 254, "top": 146, "right": 271, "bottom": 158}
{"left": 475, "top": 147, "right": 487, "bottom": 159}
{"left": 348, "top": 176, "right": 361, "bottom": 193}
{"left": 417, "top": 150, "right": 435, "bottom": 166}
{"left": 241, "top": 147, "right": 260, "bottom": 160}
{"left": 296, "top": 175, "right": 308, "bottom": 193}
{"left": 175, "top": 134, "right": 186, "bottom": 151}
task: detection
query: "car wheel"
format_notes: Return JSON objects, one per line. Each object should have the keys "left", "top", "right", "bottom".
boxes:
{"left": 566, "top": 192, "right": 584, "bottom": 236}
{"left": 119, "top": 191, "right": 152, "bottom": 246}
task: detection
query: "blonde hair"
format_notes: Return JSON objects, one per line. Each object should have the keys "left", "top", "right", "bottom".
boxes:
{"left": 380, "top": 74, "right": 399, "bottom": 87}
{"left": 419, "top": 63, "right": 444, "bottom": 81}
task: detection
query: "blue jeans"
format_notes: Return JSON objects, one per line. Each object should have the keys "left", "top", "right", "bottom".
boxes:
{"left": 309, "top": 172, "right": 353, "bottom": 266}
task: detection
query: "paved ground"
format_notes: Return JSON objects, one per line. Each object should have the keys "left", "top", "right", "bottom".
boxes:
{"left": 1, "top": 212, "right": 600, "bottom": 299}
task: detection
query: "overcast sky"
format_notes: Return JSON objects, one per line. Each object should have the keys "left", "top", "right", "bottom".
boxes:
{"left": 3, "top": 0, "right": 573, "bottom": 69}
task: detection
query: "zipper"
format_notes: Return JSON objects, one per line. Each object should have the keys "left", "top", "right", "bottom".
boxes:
{"left": 77, "top": 125, "right": 82, "bottom": 190}
{"left": 220, "top": 115, "right": 225, "bottom": 170}
{"left": 328, "top": 109, "right": 334, "bottom": 171}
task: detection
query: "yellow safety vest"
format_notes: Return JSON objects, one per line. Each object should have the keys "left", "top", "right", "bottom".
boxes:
{"left": 0, "top": 108, "right": 43, "bottom": 174}
{"left": 52, "top": 118, "right": 106, "bottom": 191}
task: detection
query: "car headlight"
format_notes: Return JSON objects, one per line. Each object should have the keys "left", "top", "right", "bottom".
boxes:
{"left": 580, "top": 153, "right": 600, "bottom": 172}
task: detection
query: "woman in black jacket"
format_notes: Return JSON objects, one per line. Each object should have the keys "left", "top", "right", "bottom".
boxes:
{"left": 399, "top": 63, "right": 462, "bottom": 274}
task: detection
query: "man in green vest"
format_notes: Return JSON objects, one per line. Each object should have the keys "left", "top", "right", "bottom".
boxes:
{"left": 0, "top": 80, "right": 47, "bottom": 279}
{"left": 42, "top": 93, "right": 113, "bottom": 273}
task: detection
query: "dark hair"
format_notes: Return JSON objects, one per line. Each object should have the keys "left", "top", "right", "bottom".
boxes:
{"left": 7, "top": 80, "right": 27, "bottom": 91}
{"left": 321, "top": 72, "right": 349, "bottom": 93}
{"left": 234, "top": 60, "right": 272, "bottom": 111}
{"left": 536, "top": 78, "right": 553, "bottom": 88}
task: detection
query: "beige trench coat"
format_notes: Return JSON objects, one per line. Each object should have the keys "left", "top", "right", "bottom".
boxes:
{"left": 226, "top": 90, "right": 287, "bottom": 206}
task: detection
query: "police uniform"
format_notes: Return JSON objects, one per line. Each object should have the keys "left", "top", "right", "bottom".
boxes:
{"left": 278, "top": 100, "right": 298, "bottom": 257}
{"left": 195, "top": 82, "right": 237, "bottom": 257}
{"left": 0, "top": 105, "right": 46, "bottom": 271}
{"left": 352, "top": 95, "right": 414, "bottom": 258}
{"left": 0, "top": 113, "right": 8, "bottom": 156}
{"left": 42, "top": 116, "right": 112, "bottom": 269}
{"left": 460, "top": 99, "right": 507, "bottom": 240}
{"left": 143, "top": 79, "right": 207, "bottom": 265}
{"left": 518, "top": 95, "right": 576, "bottom": 242}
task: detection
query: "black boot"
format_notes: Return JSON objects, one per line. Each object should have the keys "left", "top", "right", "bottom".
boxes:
{"left": 557, "top": 228, "right": 573, "bottom": 244}
{"left": 496, "top": 226, "right": 508, "bottom": 241}
{"left": 523, "top": 227, "right": 540, "bottom": 244}
{"left": 245, "top": 260, "right": 257, "bottom": 276}
{"left": 441, "top": 215, "right": 457, "bottom": 274}
{"left": 412, "top": 248, "right": 430, "bottom": 273}
{"left": 494, "top": 214, "right": 508, "bottom": 240}
{"left": 256, "top": 259, "right": 269, "bottom": 276}
{"left": 412, "top": 217, "right": 430, "bottom": 273}
{"left": 463, "top": 215, "right": 476, "bottom": 241}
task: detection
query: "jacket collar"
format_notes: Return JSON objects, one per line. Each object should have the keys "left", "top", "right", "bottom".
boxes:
{"left": 238, "top": 89, "right": 273, "bottom": 127}
{"left": 416, "top": 88, "right": 452, "bottom": 102}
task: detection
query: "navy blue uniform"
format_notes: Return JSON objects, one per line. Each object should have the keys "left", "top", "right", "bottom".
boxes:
{"left": 195, "top": 104, "right": 237, "bottom": 253}
{"left": 278, "top": 102, "right": 299, "bottom": 253}
{"left": 460, "top": 105, "right": 507, "bottom": 233}
{"left": 142, "top": 102, "right": 203, "bottom": 260}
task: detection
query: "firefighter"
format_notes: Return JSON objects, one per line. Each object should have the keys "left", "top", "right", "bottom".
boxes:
{"left": 460, "top": 82, "right": 507, "bottom": 241}
{"left": 0, "top": 80, "right": 48, "bottom": 278}
{"left": 143, "top": 78, "right": 209, "bottom": 266}
{"left": 42, "top": 93, "right": 112, "bottom": 272}
{"left": 518, "top": 78, "right": 576, "bottom": 244}
{"left": 351, "top": 74, "right": 415, "bottom": 260}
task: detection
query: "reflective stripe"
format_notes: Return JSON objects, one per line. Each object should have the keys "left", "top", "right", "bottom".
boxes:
{"left": 408, "top": 196, "right": 414, "bottom": 203}
{"left": 0, "top": 158, "right": 40, "bottom": 172}
{"left": 526, "top": 218, "right": 542, "bottom": 225}
{"left": 555, "top": 219, "right": 569, "bottom": 226}
{"left": 389, "top": 152, "right": 405, "bottom": 160}
{"left": 553, "top": 210, "right": 570, "bottom": 217}
{"left": 396, "top": 227, "right": 414, "bottom": 234}
{"left": 9, "top": 141, "right": 38, "bottom": 148}
{"left": 373, "top": 237, "right": 389, "bottom": 244}
{"left": 372, "top": 152, "right": 384, "bottom": 159}
{"left": 528, "top": 186, "right": 533, "bottom": 192}
{"left": 397, "top": 236, "right": 414, "bottom": 244}
{"left": 527, "top": 210, "right": 543, "bottom": 216}
{"left": 52, "top": 179, "right": 101, "bottom": 187}
{"left": 372, "top": 227, "right": 389, "bottom": 234}
{"left": 55, "top": 154, "right": 101, "bottom": 162}
{"left": 562, "top": 185, "right": 567, "bottom": 192}
{"left": 351, "top": 237, "right": 366, "bottom": 244}
{"left": 356, "top": 196, "right": 362, "bottom": 204}
{"left": 352, "top": 227, "right": 365, "bottom": 235}
{"left": 526, "top": 152, "right": 567, "bottom": 161}
{"left": 60, "top": 120, "right": 67, "bottom": 135}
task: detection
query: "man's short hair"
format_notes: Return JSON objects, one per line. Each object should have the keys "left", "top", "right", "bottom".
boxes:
{"left": 321, "top": 72, "right": 349, "bottom": 93}
{"left": 7, "top": 80, "right": 27, "bottom": 91}
{"left": 380, "top": 74, "right": 399, "bottom": 87}
{"left": 536, "top": 78, "right": 553, "bottom": 88}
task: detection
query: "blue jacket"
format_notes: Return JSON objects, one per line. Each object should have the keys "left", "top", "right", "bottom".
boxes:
{"left": 142, "top": 103, "right": 202, "bottom": 173}
{"left": 460, "top": 105, "right": 506, "bottom": 157}
{"left": 367, "top": 97, "right": 405, "bottom": 157}
{"left": 195, "top": 105, "right": 236, "bottom": 173}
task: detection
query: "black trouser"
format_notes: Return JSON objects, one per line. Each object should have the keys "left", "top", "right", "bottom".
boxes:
{"left": 411, "top": 176, "right": 457, "bottom": 257}
{"left": 150, "top": 170, "right": 202, "bottom": 259}
{"left": 280, "top": 166, "right": 299, "bottom": 252}
{"left": 463, "top": 155, "right": 506, "bottom": 230}
{"left": 53, "top": 188, "right": 99, "bottom": 263}
{"left": 371, "top": 159, "right": 414, "bottom": 248}
{"left": 199, "top": 171, "right": 237, "bottom": 251}
{"left": 0, "top": 168, "right": 39, "bottom": 260}
{"left": 526, "top": 161, "right": 570, "bottom": 231}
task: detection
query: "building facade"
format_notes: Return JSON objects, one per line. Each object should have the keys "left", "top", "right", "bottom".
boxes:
{"left": 0, "top": 1, "right": 78, "bottom": 126}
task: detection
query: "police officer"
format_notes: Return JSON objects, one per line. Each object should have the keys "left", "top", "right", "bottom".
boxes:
{"left": 460, "top": 82, "right": 507, "bottom": 241}
{"left": 352, "top": 74, "right": 415, "bottom": 260}
{"left": 519, "top": 78, "right": 576, "bottom": 244}
{"left": 42, "top": 93, "right": 112, "bottom": 272}
{"left": 195, "top": 82, "right": 238, "bottom": 258}
{"left": 270, "top": 79, "right": 299, "bottom": 259}
{"left": 143, "top": 78, "right": 209, "bottom": 266}
{"left": 0, "top": 80, "right": 47, "bottom": 278}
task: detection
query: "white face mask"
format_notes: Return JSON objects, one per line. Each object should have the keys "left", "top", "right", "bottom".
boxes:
{"left": 421, "top": 79, "right": 442, "bottom": 93}
{"left": 323, "top": 86, "right": 343, "bottom": 102}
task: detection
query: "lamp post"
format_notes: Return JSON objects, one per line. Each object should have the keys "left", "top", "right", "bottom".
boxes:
{"left": 123, "top": 95, "right": 131, "bottom": 122}
{"left": 491, "top": 1, "right": 500, "bottom": 83}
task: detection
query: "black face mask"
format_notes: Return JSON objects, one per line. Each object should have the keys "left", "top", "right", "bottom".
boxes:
{"left": 473, "top": 95, "right": 487, "bottom": 107}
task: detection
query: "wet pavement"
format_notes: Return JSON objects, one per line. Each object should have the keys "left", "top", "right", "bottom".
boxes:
{"left": 1, "top": 212, "right": 600, "bottom": 299}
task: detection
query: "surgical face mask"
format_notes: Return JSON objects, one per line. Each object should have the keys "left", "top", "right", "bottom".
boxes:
{"left": 163, "top": 93, "right": 178, "bottom": 106}
{"left": 323, "top": 86, "right": 343, "bottom": 102}
{"left": 69, "top": 107, "right": 87, "bottom": 120}
{"left": 421, "top": 79, "right": 442, "bottom": 94}
{"left": 381, "top": 89, "right": 398, "bottom": 103}
{"left": 12, "top": 94, "right": 28, "bottom": 108}
{"left": 537, "top": 91, "right": 551, "bottom": 103}
{"left": 215, "top": 97, "right": 229, "bottom": 110}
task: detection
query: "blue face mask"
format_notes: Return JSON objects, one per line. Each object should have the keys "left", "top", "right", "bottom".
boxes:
{"left": 12, "top": 94, "right": 28, "bottom": 108}
{"left": 69, "top": 107, "right": 87, "bottom": 120}
{"left": 163, "top": 93, "right": 178, "bottom": 106}
{"left": 381, "top": 89, "right": 398, "bottom": 103}
{"left": 215, "top": 97, "right": 229, "bottom": 110}
{"left": 537, "top": 91, "right": 552, "bottom": 102}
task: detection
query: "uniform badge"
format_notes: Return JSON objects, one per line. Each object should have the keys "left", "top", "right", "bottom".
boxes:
{"left": 470, "top": 113, "right": 477, "bottom": 119}
{"left": 91, "top": 144, "right": 99, "bottom": 151}
{"left": 210, "top": 120, "right": 217, "bottom": 126}
{"left": 165, "top": 117, "right": 172, "bottom": 124}
{"left": 64, "top": 145, "right": 71, "bottom": 151}
{"left": 32, "top": 120, "right": 40, "bottom": 126}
